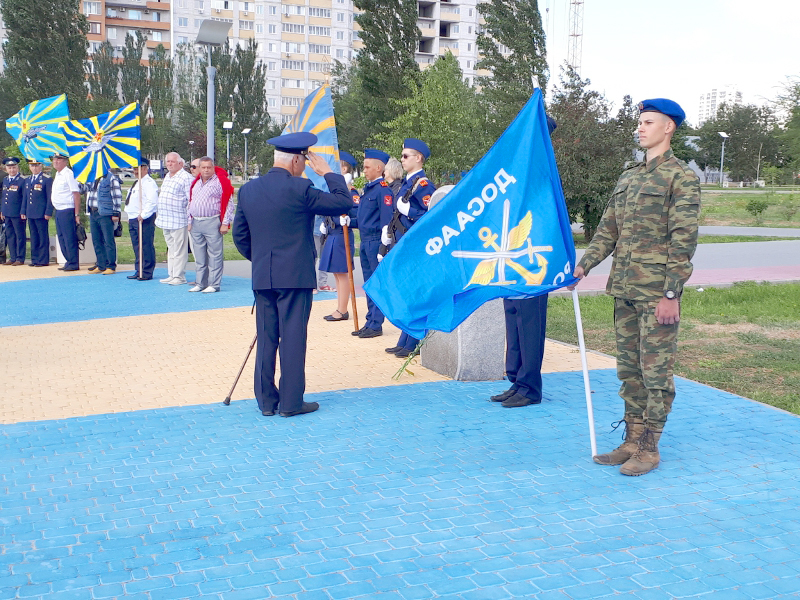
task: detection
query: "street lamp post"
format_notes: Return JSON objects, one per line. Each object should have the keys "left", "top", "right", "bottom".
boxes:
{"left": 242, "top": 128, "right": 251, "bottom": 179}
{"left": 223, "top": 121, "right": 233, "bottom": 174}
{"left": 196, "top": 20, "right": 233, "bottom": 161}
{"left": 718, "top": 131, "right": 729, "bottom": 187}
{"left": 188, "top": 140, "right": 195, "bottom": 163}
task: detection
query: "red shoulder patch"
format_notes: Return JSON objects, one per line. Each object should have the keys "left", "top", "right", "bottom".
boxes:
{"left": 384, "top": 195, "right": 392, "bottom": 206}
{"left": 353, "top": 193, "right": 360, "bottom": 203}
{"left": 380, "top": 180, "right": 388, "bottom": 187}
{"left": 419, "top": 179, "right": 428, "bottom": 187}
{"left": 422, "top": 194, "right": 431, "bottom": 206}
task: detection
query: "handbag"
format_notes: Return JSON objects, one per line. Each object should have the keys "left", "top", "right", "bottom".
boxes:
{"left": 76, "top": 222, "right": 88, "bottom": 250}
{"left": 113, "top": 220, "right": 123, "bottom": 237}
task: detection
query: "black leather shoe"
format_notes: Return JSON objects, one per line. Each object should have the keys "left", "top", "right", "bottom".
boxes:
{"left": 490, "top": 388, "right": 516, "bottom": 403}
{"left": 324, "top": 310, "right": 349, "bottom": 321}
{"left": 57, "top": 266, "right": 66, "bottom": 270}
{"left": 395, "top": 349, "right": 412, "bottom": 358}
{"left": 127, "top": 273, "right": 140, "bottom": 279}
{"left": 351, "top": 326, "right": 366, "bottom": 337}
{"left": 261, "top": 410, "right": 275, "bottom": 417}
{"left": 358, "top": 328, "right": 382, "bottom": 339}
{"left": 62, "top": 267, "right": 80, "bottom": 271}
{"left": 280, "top": 401, "right": 319, "bottom": 417}
{"left": 501, "top": 393, "right": 541, "bottom": 408}
{"left": 138, "top": 276, "right": 153, "bottom": 281}
{"left": 385, "top": 346, "right": 402, "bottom": 353}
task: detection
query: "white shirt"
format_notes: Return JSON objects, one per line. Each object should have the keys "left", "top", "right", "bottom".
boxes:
{"left": 51, "top": 168, "right": 80, "bottom": 210}
{"left": 155, "top": 169, "right": 192, "bottom": 230}
{"left": 124, "top": 174, "right": 159, "bottom": 219}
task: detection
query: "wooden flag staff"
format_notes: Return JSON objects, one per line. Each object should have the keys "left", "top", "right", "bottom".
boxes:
{"left": 342, "top": 223, "right": 359, "bottom": 332}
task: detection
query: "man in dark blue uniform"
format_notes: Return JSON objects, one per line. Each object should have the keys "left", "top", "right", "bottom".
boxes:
{"left": 350, "top": 148, "right": 393, "bottom": 338}
{"left": 491, "top": 116, "right": 558, "bottom": 408}
{"left": 24, "top": 159, "right": 54, "bottom": 267}
{"left": 382, "top": 138, "right": 436, "bottom": 358}
{"left": 1, "top": 157, "right": 28, "bottom": 266}
{"left": 233, "top": 132, "right": 354, "bottom": 418}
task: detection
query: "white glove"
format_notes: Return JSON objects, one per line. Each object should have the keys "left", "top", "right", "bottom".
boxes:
{"left": 397, "top": 196, "right": 411, "bottom": 216}
{"left": 381, "top": 225, "right": 391, "bottom": 246}
{"left": 377, "top": 253, "right": 383, "bottom": 263}
{"left": 340, "top": 215, "right": 350, "bottom": 227}
{"left": 319, "top": 222, "right": 328, "bottom": 235}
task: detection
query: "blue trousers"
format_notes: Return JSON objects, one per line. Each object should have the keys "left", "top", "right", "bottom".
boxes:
{"left": 5, "top": 217, "right": 27, "bottom": 263}
{"left": 254, "top": 288, "right": 313, "bottom": 414}
{"left": 28, "top": 218, "right": 50, "bottom": 265}
{"left": 504, "top": 295, "right": 548, "bottom": 401}
{"left": 90, "top": 211, "right": 117, "bottom": 270}
{"left": 128, "top": 214, "right": 156, "bottom": 278}
{"left": 359, "top": 235, "right": 385, "bottom": 331}
{"left": 55, "top": 209, "right": 79, "bottom": 269}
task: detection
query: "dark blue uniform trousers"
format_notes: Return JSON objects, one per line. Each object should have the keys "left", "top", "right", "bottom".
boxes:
{"left": 128, "top": 214, "right": 156, "bottom": 278}
{"left": 55, "top": 209, "right": 79, "bottom": 269}
{"left": 504, "top": 294, "right": 548, "bottom": 401}
{"left": 359, "top": 235, "right": 385, "bottom": 331}
{"left": 90, "top": 211, "right": 117, "bottom": 270}
{"left": 5, "top": 217, "right": 27, "bottom": 263}
{"left": 254, "top": 288, "right": 313, "bottom": 414}
{"left": 28, "top": 218, "right": 50, "bottom": 265}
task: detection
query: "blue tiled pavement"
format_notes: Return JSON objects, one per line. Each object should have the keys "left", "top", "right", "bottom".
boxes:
{"left": 0, "top": 271, "right": 335, "bottom": 327}
{"left": 3, "top": 370, "right": 800, "bottom": 599}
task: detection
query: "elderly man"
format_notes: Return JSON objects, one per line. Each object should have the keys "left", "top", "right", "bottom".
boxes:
{"left": 50, "top": 152, "right": 82, "bottom": 271}
{"left": 233, "top": 133, "right": 353, "bottom": 418}
{"left": 188, "top": 156, "right": 234, "bottom": 293}
{"left": 84, "top": 169, "right": 122, "bottom": 275}
{"left": 1, "top": 157, "right": 28, "bottom": 265}
{"left": 125, "top": 157, "right": 159, "bottom": 281}
{"left": 24, "top": 159, "right": 54, "bottom": 267}
{"left": 156, "top": 152, "right": 192, "bottom": 285}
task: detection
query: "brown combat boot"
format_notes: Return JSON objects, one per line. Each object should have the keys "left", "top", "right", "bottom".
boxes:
{"left": 620, "top": 427, "right": 662, "bottom": 476}
{"left": 593, "top": 416, "right": 644, "bottom": 465}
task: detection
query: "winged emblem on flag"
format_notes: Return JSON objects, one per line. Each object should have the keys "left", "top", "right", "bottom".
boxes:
{"left": 5, "top": 94, "right": 70, "bottom": 164}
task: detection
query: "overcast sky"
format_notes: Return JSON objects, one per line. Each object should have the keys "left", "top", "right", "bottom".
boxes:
{"left": 541, "top": 0, "right": 800, "bottom": 125}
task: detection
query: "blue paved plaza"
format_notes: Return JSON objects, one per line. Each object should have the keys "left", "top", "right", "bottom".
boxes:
{"left": 3, "top": 371, "right": 800, "bottom": 599}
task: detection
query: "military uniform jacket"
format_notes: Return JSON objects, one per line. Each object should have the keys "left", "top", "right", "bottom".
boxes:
{"left": 577, "top": 149, "right": 701, "bottom": 302}
{"left": 398, "top": 170, "right": 435, "bottom": 230}
{"left": 24, "top": 173, "right": 54, "bottom": 219}
{"left": 233, "top": 167, "right": 354, "bottom": 290}
{"left": 1, "top": 174, "right": 28, "bottom": 218}
{"left": 323, "top": 186, "right": 359, "bottom": 235}
{"left": 351, "top": 178, "right": 393, "bottom": 235}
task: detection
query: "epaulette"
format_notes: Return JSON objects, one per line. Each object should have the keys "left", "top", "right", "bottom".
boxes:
{"left": 380, "top": 180, "right": 388, "bottom": 187}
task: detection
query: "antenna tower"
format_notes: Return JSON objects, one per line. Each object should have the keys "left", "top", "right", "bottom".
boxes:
{"left": 567, "top": 0, "right": 584, "bottom": 74}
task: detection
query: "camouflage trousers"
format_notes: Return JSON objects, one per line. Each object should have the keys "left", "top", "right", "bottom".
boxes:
{"left": 614, "top": 298, "right": 679, "bottom": 430}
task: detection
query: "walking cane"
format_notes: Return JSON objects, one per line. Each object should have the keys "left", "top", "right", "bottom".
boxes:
{"left": 223, "top": 301, "right": 257, "bottom": 406}
{"left": 342, "top": 223, "right": 359, "bottom": 332}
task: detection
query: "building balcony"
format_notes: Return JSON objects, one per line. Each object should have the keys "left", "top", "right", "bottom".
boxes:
{"left": 104, "top": 16, "right": 170, "bottom": 30}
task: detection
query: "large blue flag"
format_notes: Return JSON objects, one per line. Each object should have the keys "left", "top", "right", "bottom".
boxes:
{"left": 364, "top": 90, "right": 577, "bottom": 339}
{"left": 282, "top": 84, "right": 341, "bottom": 190}
{"left": 5, "top": 94, "right": 70, "bottom": 165}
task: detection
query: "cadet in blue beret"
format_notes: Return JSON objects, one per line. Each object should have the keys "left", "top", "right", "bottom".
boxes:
{"left": 349, "top": 148, "right": 394, "bottom": 338}
{"left": 24, "top": 159, "right": 54, "bottom": 267}
{"left": 233, "top": 132, "right": 354, "bottom": 418}
{"left": 636, "top": 98, "right": 685, "bottom": 128}
{"left": 319, "top": 151, "right": 359, "bottom": 322}
{"left": 1, "top": 156, "right": 29, "bottom": 265}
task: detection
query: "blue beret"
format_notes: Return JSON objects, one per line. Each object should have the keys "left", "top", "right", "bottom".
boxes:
{"left": 403, "top": 138, "right": 430, "bottom": 160}
{"left": 139, "top": 157, "right": 150, "bottom": 167}
{"left": 3, "top": 157, "right": 20, "bottom": 165}
{"left": 638, "top": 98, "right": 685, "bottom": 127}
{"left": 268, "top": 132, "right": 318, "bottom": 154}
{"left": 339, "top": 151, "right": 357, "bottom": 168}
{"left": 364, "top": 148, "right": 390, "bottom": 164}
{"left": 546, "top": 116, "right": 557, "bottom": 135}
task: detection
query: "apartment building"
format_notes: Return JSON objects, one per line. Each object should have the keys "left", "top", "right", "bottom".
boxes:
{"left": 698, "top": 84, "right": 743, "bottom": 126}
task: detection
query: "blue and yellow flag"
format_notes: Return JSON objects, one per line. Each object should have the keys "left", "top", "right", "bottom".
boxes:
{"left": 5, "top": 94, "right": 70, "bottom": 165}
{"left": 58, "top": 103, "right": 141, "bottom": 184}
{"left": 364, "top": 90, "right": 577, "bottom": 339}
{"left": 282, "top": 84, "right": 340, "bottom": 190}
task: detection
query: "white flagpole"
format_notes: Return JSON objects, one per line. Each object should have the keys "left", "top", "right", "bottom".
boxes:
{"left": 572, "top": 288, "right": 597, "bottom": 457}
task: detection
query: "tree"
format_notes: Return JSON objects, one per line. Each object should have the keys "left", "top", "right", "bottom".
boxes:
{"left": 548, "top": 67, "right": 636, "bottom": 240}
{"left": 476, "top": 0, "right": 548, "bottom": 140}
{"left": 377, "top": 53, "right": 490, "bottom": 183}
{"left": 88, "top": 41, "right": 120, "bottom": 109}
{"left": 331, "top": 62, "right": 374, "bottom": 156}
{"left": 173, "top": 42, "right": 204, "bottom": 105}
{"left": 120, "top": 32, "right": 148, "bottom": 105}
{"left": 141, "top": 44, "right": 174, "bottom": 158}
{"left": 0, "top": 0, "right": 88, "bottom": 109}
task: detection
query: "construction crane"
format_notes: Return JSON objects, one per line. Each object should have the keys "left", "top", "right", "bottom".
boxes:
{"left": 567, "top": 0, "right": 584, "bottom": 74}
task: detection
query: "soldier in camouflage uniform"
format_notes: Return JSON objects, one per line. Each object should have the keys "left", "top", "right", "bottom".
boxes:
{"left": 572, "top": 98, "right": 701, "bottom": 476}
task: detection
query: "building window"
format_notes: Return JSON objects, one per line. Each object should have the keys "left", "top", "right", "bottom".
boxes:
{"left": 282, "top": 97, "right": 303, "bottom": 106}
{"left": 468, "top": 26, "right": 472, "bottom": 34}
{"left": 309, "top": 26, "right": 330, "bottom": 36}
{"left": 309, "top": 62, "right": 330, "bottom": 73}
{"left": 352, "top": 30, "right": 360, "bottom": 41}
{"left": 282, "top": 23, "right": 304, "bottom": 33}
{"left": 195, "top": 19, "right": 201, "bottom": 27}
{"left": 282, "top": 5, "right": 305, "bottom": 15}
{"left": 152, "top": 31, "right": 162, "bottom": 41}
{"left": 269, "top": 98, "right": 276, "bottom": 107}
{"left": 89, "top": 21, "right": 101, "bottom": 34}
{"left": 336, "top": 31, "right": 343, "bottom": 40}
{"left": 213, "top": 0, "right": 230, "bottom": 9}
{"left": 268, "top": 24, "right": 276, "bottom": 33}
{"left": 282, "top": 78, "right": 304, "bottom": 89}
{"left": 256, "top": 4, "right": 263, "bottom": 14}
{"left": 336, "top": 12, "right": 344, "bottom": 22}
{"left": 308, "top": 44, "right": 330, "bottom": 54}
{"left": 256, "top": 24, "right": 263, "bottom": 33}
{"left": 152, "top": 12, "right": 161, "bottom": 21}
{"left": 268, "top": 5, "right": 276, "bottom": 15}
{"left": 282, "top": 60, "right": 304, "bottom": 70}
{"left": 268, "top": 43, "right": 277, "bottom": 52}
{"left": 336, "top": 48, "right": 344, "bottom": 58}
{"left": 467, "top": 43, "right": 471, "bottom": 51}
{"left": 107, "top": 27, "right": 117, "bottom": 39}
{"left": 195, "top": 0, "right": 204, "bottom": 8}
{"left": 309, "top": 7, "right": 331, "bottom": 17}
{"left": 281, "top": 42, "right": 305, "bottom": 53}
{"left": 242, "top": 1, "right": 251, "bottom": 10}
{"left": 452, "top": 25, "right": 458, "bottom": 34}
{"left": 239, "top": 20, "right": 253, "bottom": 30}
{"left": 83, "top": 2, "right": 100, "bottom": 15}
{"left": 268, "top": 61, "right": 276, "bottom": 70}
{"left": 128, "top": 9, "right": 142, "bottom": 19}
{"left": 178, "top": 17, "right": 188, "bottom": 26}
{"left": 178, "top": 36, "right": 189, "bottom": 44}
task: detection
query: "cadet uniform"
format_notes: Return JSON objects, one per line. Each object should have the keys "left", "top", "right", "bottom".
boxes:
{"left": 24, "top": 163, "right": 54, "bottom": 267}
{"left": 351, "top": 148, "right": 394, "bottom": 336}
{"left": 318, "top": 193, "right": 358, "bottom": 274}
{"left": 1, "top": 157, "right": 28, "bottom": 265}
{"left": 233, "top": 133, "right": 354, "bottom": 417}
{"left": 577, "top": 98, "right": 700, "bottom": 476}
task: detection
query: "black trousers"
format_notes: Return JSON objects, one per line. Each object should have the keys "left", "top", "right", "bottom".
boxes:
{"left": 55, "top": 209, "right": 79, "bottom": 269}
{"left": 5, "top": 217, "right": 26, "bottom": 263}
{"left": 254, "top": 288, "right": 313, "bottom": 414}
{"left": 504, "top": 294, "right": 548, "bottom": 401}
{"left": 128, "top": 213, "right": 156, "bottom": 278}
{"left": 28, "top": 218, "right": 50, "bottom": 265}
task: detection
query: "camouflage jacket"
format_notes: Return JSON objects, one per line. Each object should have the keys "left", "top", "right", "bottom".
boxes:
{"left": 577, "top": 149, "right": 701, "bottom": 301}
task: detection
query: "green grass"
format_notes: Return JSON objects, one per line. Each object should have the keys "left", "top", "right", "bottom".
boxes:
{"left": 548, "top": 282, "right": 800, "bottom": 415}
{"left": 570, "top": 232, "right": 797, "bottom": 249}
{"left": 700, "top": 191, "right": 800, "bottom": 228}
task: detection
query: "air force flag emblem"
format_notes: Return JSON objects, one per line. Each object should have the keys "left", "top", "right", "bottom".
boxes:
{"left": 363, "top": 90, "right": 577, "bottom": 339}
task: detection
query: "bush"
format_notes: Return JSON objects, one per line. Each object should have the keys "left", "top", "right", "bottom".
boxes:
{"left": 745, "top": 198, "right": 769, "bottom": 225}
{"left": 782, "top": 194, "right": 798, "bottom": 222}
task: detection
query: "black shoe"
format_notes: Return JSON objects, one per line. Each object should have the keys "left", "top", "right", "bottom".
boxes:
{"left": 57, "top": 267, "right": 66, "bottom": 271}
{"left": 501, "top": 392, "right": 541, "bottom": 408}
{"left": 358, "top": 328, "right": 382, "bottom": 339}
{"left": 490, "top": 388, "right": 516, "bottom": 403}
{"left": 280, "top": 401, "right": 319, "bottom": 417}
{"left": 138, "top": 275, "right": 153, "bottom": 281}
{"left": 385, "top": 346, "right": 403, "bottom": 354}
{"left": 261, "top": 410, "right": 275, "bottom": 417}
{"left": 324, "top": 310, "right": 349, "bottom": 322}
{"left": 395, "top": 349, "right": 412, "bottom": 358}
{"left": 62, "top": 267, "right": 80, "bottom": 272}
{"left": 127, "top": 273, "right": 140, "bottom": 279}
{"left": 351, "top": 326, "right": 367, "bottom": 337}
